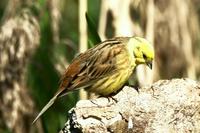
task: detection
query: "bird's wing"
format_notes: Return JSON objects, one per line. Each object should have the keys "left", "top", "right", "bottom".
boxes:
{"left": 58, "top": 38, "right": 126, "bottom": 94}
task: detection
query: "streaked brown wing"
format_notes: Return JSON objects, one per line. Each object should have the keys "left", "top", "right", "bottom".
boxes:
{"left": 57, "top": 37, "right": 128, "bottom": 96}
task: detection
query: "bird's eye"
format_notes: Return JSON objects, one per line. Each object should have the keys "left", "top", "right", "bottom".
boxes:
{"left": 143, "top": 54, "right": 147, "bottom": 59}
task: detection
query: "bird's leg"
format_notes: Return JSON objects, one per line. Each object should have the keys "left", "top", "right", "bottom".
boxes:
{"left": 107, "top": 96, "right": 118, "bottom": 105}
{"left": 130, "top": 85, "right": 140, "bottom": 93}
{"left": 123, "top": 83, "right": 140, "bottom": 93}
{"left": 90, "top": 94, "right": 117, "bottom": 107}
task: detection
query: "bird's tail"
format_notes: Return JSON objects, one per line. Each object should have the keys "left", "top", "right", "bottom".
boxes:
{"left": 32, "top": 90, "right": 65, "bottom": 124}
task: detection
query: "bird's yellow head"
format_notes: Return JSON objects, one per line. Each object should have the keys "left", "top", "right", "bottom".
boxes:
{"left": 128, "top": 37, "right": 154, "bottom": 69}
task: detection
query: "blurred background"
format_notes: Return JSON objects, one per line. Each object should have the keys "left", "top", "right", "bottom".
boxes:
{"left": 0, "top": 0, "right": 200, "bottom": 133}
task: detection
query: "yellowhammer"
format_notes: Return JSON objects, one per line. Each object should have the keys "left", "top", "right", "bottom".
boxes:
{"left": 32, "top": 36, "right": 154, "bottom": 123}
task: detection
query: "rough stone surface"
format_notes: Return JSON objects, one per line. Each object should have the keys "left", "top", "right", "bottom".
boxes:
{"left": 60, "top": 79, "right": 200, "bottom": 133}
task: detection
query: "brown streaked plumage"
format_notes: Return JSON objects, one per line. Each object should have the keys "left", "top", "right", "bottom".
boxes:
{"left": 58, "top": 37, "right": 131, "bottom": 95}
{"left": 32, "top": 37, "right": 154, "bottom": 124}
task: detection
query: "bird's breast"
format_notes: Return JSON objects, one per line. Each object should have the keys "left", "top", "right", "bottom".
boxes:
{"left": 85, "top": 51, "right": 134, "bottom": 96}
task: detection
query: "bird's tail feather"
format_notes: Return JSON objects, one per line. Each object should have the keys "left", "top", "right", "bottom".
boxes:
{"left": 32, "top": 91, "right": 64, "bottom": 124}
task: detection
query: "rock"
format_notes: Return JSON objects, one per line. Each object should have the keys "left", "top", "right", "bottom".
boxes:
{"left": 60, "top": 79, "right": 200, "bottom": 133}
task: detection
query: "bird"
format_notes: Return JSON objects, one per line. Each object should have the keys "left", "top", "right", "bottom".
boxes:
{"left": 32, "top": 36, "right": 154, "bottom": 124}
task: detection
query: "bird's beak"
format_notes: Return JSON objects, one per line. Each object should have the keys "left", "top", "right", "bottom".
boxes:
{"left": 146, "top": 62, "right": 152, "bottom": 69}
